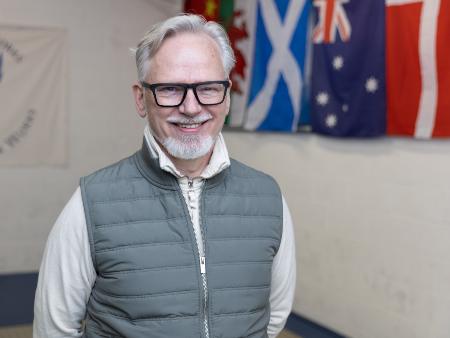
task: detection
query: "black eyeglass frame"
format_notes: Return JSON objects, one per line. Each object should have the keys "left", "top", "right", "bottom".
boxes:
{"left": 141, "top": 80, "right": 230, "bottom": 107}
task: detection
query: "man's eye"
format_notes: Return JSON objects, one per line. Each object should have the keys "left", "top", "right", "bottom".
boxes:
{"left": 198, "top": 85, "right": 221, "bottom": 93}
{"left": 158, "top": 86, "right": 182, "bottom": 94}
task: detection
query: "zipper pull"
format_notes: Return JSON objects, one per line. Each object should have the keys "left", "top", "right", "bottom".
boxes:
{"left": 200, "top": 256, "right": 206, "bottom": 274}
{"left": 188, "top": 179, "right": 193, "bottom": 188}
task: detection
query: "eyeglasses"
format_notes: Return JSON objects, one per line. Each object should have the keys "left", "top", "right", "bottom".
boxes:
{"left": 141, "top": 80, "right": 230, "bottom": 107}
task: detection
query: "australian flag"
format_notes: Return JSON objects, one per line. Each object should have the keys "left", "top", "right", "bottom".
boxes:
{"left": 310, "top": 0, "right": 386, "bottom": 137}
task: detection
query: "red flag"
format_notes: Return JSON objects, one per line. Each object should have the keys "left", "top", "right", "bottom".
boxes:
{"left": 386, "top": 0, "right": 450, "bottom": 138}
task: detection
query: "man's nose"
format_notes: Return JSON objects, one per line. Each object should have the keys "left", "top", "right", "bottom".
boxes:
{"left": 179, "top": 88, "right": 202, "bottom": 115}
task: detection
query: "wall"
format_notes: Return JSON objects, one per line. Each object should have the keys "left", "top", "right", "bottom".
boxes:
{"left": 0, "top": 0, "right": 182, "bottom": 272}
{"left": 1, "top": 1, "right": 449, "bottom": 337}
{"left": 225, "top": 131, "right": 450, "bottom": 338}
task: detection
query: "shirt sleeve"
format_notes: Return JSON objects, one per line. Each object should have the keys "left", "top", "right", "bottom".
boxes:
{"left": 33, "top": 187, "right": 96, "bottom": 338}
{"left": 267, "top": 196, "right": 297, "bottom": 338}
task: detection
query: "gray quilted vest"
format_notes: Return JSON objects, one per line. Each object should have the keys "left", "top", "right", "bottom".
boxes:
{"left": 80, "top": 141, "right": 283, "bottom": 338}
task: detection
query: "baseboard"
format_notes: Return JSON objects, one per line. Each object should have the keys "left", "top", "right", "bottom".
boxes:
{"left": 286, "top": 312, "right": 347, "bottom": 338}
{"left": 0, "top": 272, "right": 38, "bottom": 326}
{"left": 0, "top": 272, "right": 345, "bottom": 338}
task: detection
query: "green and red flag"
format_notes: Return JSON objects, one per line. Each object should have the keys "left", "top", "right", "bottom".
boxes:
{"left": 184, "top": 0, "right": 244, "bottom": 91}
{"left": 184, "top": 0, "right": 249, "bottom": 126}
{"left": 184, "top": 0, "right": 221, "bottom": 21}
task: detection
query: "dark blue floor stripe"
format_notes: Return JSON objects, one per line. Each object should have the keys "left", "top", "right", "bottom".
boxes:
{"left": 286, "top": 312, "right": 347, "bottom": 338}
{"left": 1, "top": 272, "right": 345, "bottom": 338}
{"left": 0, "top": 272, "right": 38, "bottom": 326}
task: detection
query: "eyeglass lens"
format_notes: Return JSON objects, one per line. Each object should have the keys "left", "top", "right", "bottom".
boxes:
{"left": 155, "top": 82, "right": 226, "bottom": 106}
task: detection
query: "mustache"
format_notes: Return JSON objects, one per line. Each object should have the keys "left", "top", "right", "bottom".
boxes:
{"left": 166, "top": 113, "right": 212, "bottom": 124}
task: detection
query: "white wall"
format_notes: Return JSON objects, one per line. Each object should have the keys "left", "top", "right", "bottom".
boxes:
{"left": 225, "top": 131, "right": 450, "bottom": 338}
{"left": 0, "top": 0, "right": 182, "bottom": 272}
{"left": 1, "top": 1, "right": 449, "bottom": 338}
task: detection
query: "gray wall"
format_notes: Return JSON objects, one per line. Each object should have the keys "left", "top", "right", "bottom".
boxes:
{"left": 1, "top": 1, "right": 449, "bottom": 338}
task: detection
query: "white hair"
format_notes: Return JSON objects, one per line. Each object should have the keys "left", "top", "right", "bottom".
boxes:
{"left": 134, "top": 14, "right": 236, "bottom": 82}
{"left": 162, "top": 134, "right": 215, "bottom": 160}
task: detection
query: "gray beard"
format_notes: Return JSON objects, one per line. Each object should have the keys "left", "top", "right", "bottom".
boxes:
{"left": 162, "top": 134, "right": 215, "bottom": 160}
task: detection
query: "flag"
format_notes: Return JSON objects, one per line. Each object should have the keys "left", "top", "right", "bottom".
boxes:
{"left": 386, "top": 0, "right": 450, "bottom": 138}
{"left": 310, "top": 0, "right": 386, "bottom": 137}
{"left": 184, "top": 0, "right": 221, "bottom": 21}
{"left": 0, "top": 25, "right": 68, "bottom": 166}
{"left": 184, "top": 0, "right": 244, "bottom": 119}
{"left": 229, "top": 0, "right": 312, "bottom": 131}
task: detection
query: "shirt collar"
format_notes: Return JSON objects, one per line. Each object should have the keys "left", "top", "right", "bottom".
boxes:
{"left": 144, "top": 124, "right": 230, "bottom": 179}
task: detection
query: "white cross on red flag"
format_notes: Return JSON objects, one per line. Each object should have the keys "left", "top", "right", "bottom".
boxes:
{"left": 386, "top": 0, "right": 450, "bottom": 138}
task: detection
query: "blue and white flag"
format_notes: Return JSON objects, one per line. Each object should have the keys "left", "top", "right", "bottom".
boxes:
{"left": 310, "top": 0, "right": 386, "bottom": 137}
{"left": 228, "top": 0, "right": 312, "bottom": 131}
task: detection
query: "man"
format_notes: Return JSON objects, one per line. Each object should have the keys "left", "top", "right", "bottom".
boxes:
{"left": 33, "top": 14, "right": 296, "bottom": 338}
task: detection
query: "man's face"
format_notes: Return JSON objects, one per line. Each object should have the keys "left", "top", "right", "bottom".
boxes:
{"left": 135, "top": 32, "right": 230, "bottom": 160}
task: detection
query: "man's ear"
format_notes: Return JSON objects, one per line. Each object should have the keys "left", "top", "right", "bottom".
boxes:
{"left": 225, "top": 79, "right": 232, "bottom": 116}
{"left": 132, "top": 82, "right": 147, "bottom": 118}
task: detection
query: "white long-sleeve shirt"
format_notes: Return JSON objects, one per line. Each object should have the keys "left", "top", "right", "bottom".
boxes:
{"left": 33, "top": 129, "right": 296, "bottom": 338}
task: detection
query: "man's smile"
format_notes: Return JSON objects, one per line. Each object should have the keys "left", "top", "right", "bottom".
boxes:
{"left": 167, "top": 114, "right": 212, "bottom": 133}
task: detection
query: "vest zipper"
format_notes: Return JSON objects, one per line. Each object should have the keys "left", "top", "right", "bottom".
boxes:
{"left": 187, "top": 178, "right": 210, "bottom": 338}
{"left": 200, "top": 256, "right": 206, "bottom": 274}
{"left": 200, "top": 257, "right": 209, "bottom": 338}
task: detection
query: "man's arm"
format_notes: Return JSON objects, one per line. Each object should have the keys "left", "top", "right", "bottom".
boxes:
{"left": 267, "top": 196, "right": 297, "bottom": 337}
{"left": 33, "top": 187, "right": 96, "bottom": 338}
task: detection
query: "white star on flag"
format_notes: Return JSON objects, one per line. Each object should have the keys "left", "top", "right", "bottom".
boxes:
{"left": 333, "top": 56, "right": 344, "bottom": 70}
{"left": 325, "top": 114, "right": 338, "bottom": 128}
{"left": 316, "top": 91, "right": 329, "bottom": 106}
{"left": 342, "top": 104, "right": 349, "bottom": 112}
{"left": 365, "top": 76, "right": 378, "bottom": 93}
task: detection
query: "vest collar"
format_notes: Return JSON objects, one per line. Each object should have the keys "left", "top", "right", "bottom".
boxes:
{"left": 135, "top": 139, "right": 228, "bottom": 190}
{"left": 143, "top": 125, "right": 231, "bottom": 180}
{"left": 135, "top": 139, "right": 178, "bottom": 190}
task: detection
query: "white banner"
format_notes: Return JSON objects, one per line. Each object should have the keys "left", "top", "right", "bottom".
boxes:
{"left": 0, "top": 25, "right": 68, "bottom": 166}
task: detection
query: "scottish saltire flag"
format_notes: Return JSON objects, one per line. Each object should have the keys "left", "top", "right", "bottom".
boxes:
{"left": 227, "top": 0, "right": 312, "bottom": 131}
{"left": 310, "top": 0, "right": 386, "bottom": 137}
{"left": 386, "top": 0, "right": 450, "bottom": 138}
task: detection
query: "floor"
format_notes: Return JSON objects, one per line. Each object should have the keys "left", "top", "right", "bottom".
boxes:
{"left": 0, "top": 325, "right": 302, "bottom": 338}
{"left": 0, "top": 326, "right": 32, "bottom": 338}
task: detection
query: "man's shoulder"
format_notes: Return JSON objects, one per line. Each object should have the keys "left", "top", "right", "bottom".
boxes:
{"left": 228, "top": 158, "right": 280, "bottom": 190}
{"left": 81, "top": 151, "right": 141, "bottom": 186}
{"left": 229, "top": 157, "right": 274, "bottom": 179}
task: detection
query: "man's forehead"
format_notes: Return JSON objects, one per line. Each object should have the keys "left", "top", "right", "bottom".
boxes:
{"left": 157, "top": 32, "right": 220, "bottom": 58}
{"left": 148, "top": 32, "right": 225, "bottom": 82}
